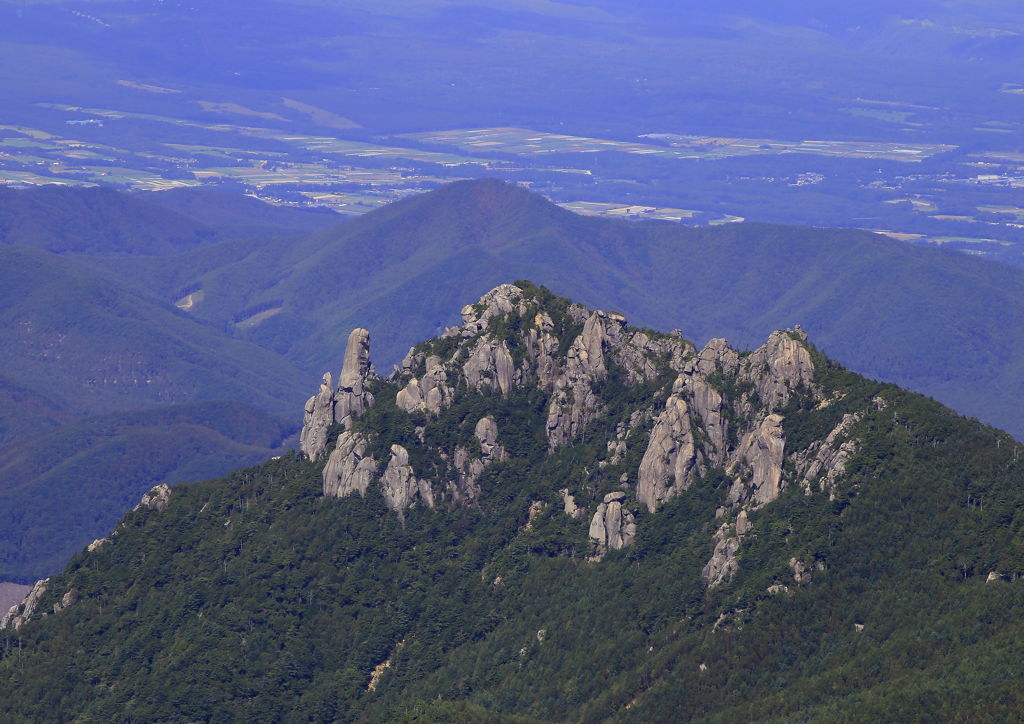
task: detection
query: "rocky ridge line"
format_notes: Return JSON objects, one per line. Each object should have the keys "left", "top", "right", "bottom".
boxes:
{"left": 300, "top": 283, "right": 865, "bottom": 586}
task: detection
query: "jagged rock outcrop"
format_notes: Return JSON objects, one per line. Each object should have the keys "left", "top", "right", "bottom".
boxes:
{"left": 678, "top": 365, "right": 728, "bottom": 465}
{"left": 726, "top": 414, "right": 786, "bottom": 508}
{"left": 789, "top": 557, "right": 813, "bottom": 585}
{"left": 525, "top": 312, "right": 561, "bottom": 390}
{"left": 1, "top": 578, "right": 48, "bottom": 631}
{"left": 135, "top": 483, "right": 172, "bottom": 513}
{"left": 396, "top": 356, "right": 453, "bottom": 415}
{"left": 588, "top": 491, "right": 637, "bottom": 558}
{"left": 300, "top": 372, "right": 335, "bottom": 460}
{"left": 380, "top": 445, "right": 434, "bottom": 517}
{"left": 87, "top": 537, "right": 110, "bottom": 552}
{"left": 323, "top": 431, "right": 377, "bottom": 498}
{"left": 53, "top": 589, "right": 78, "bottom": 614}
{"left": 638, "top": 392, "right": 699, "bottom": 513}
{"left": 695, "top": 337, "right": 740, "bottom": 377}
{"left": 701, "top": 510, "right": 750, "bottom": 587}
{"left": 302, "top": 283, "right": 837, "bottom": 584}
{"left": 613, "top": 329, "right": 694, "bottom": 384}
{"left": 740, "top": 329, "right": 816, "bottom": 410}
{"left": 463, "top": 338, "right": 515, "bottom": 395}
{"left": 456, "top": 284, "right": 528, "bottom": 337}
{"left": 561, "top": 489, "right": 582, "bottom": 520}
{"left": 450, "top": 416, "right": 507, "bottom": 503}
{"left": 300, "top": 329, "right": 376, "bottom": 460}
{"left": 335, "top": 328, "right": 374, "bottom": 427}
{"left": 796, "top": 412, "right": 863, "bottom": 497}
{"left": 546, "top": 310, "right": 617, "bottom": 448}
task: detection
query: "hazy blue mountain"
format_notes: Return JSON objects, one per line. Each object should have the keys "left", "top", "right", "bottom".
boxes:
{"left": 104, "top": 179, "right": 1024, "bottom": 440}
{"left": 0, "top": 184, "right": 340, "bottom": 255}
{"left": 0, "top": 245, "right": 306, "bottom": 418}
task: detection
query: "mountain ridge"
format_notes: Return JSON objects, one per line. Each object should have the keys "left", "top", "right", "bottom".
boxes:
{"left": 3, "top": 282, "right": 1021, "bottom": 720}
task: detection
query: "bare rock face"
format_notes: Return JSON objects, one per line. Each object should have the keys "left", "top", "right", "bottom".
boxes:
{"left": 740, "top": 330, "right": 816, "bottom": 410}
{"left": 637, "top": 394, "right": 699, "bottom": 513}
{"left": 300, "top": 328, "right": 376, "bottom": 460}
{"left": 53, "top": 588, "right": 78, "bottom": 614}
{"left": 336, "top": 328, "right": 374, "bottom": 427}
{"left": 475, "top": 416, "right": 505, "bottom": 460}
{"left": 796, "top": 412, "right": 863, "bottom": 497}
{"left": 381, "top": 445, "right": 434, "bottom": 516}
{"left": 300, "top": 372, "right": 335, "bottom": 460}
{"left": 701, "top": 510, "right": 750, "bottom": 588}
{"left": 588, "top": 491, "right": 636, "bottom": 558}
{"left": 395, "top": 377, "right": 425, "bottom": 414}
{"left": 561, "top": 488, "right": 582, "bottom": 520}
{"left": 463, "top": 338, "right": 515, "bottom": 395}
{"left": 322, "top": 431, "right": 377, "bottom": 498}
{"left": 301, "top": 286, "right": 837, "bottom": 588}
{"left": 1, "top": 578, "right": 48, "bottom": 631}
{"left": 728, "top": 414, "right": 786, "bottom": 507}
{"left": 614, "top": 329, "right": 694, "bottom": 384}
{"left": 695, "top": 338, "right": 740, "bottom": 377}
{"left": 546, "top": 311, "right": 616, "bottom": 448}
{"left": 680, "top": 371, "right": 728, "bottom": 465}
{"left": 525, "top": 312, "right": 561, "bottom": 390}
{"left": 789, "top": 557, "right": 813, "bottom": 585}
{"left": 450, "top": 416, "right": 507, "bottom": 503}
{"left": 457, "top": 284, "right": 526, "bottom": 337}
{"left": 135, "top": 483, "right": 172, "bottom": 513}
{"left": 702, "top": 524, "right": 742, "bottom": 588}
{"left": 397, "top": 356, "right": 453, "bottom": 415}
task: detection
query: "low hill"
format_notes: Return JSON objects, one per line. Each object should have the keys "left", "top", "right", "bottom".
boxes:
{"left": 2, "top": 283, "right": 1021, "bottom": 721}
{"left": 142, "top": 186, "right": 342, "bottom": 238}
{"left": 0, "top": 185, "right": 217, "bottom": 255}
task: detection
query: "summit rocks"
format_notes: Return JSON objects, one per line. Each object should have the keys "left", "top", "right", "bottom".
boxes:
{"left": 301, "top": 282, "right": 852, "bottom": 586}
{"left": 300, "top": 328, "right": 376, "bottom": 460}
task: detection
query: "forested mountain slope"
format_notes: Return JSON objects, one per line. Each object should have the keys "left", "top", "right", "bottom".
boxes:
{"left": 2, "top": 282, "right": 1021, "bottom": 722}
{"left": 0, "top": 401, "right": 293, "bottom": 580}
{"left": 0, "top": 246, "right": 308, "bottom": 578}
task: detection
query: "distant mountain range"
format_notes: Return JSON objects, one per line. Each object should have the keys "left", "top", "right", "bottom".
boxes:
{"left": 90, "top": 179, "right": 1024, "bottom": 439}
{"left": 4, "top": 178, "right": 1024, "bottom": 580}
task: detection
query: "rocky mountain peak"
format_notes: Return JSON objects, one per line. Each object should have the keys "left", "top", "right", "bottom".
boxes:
{"left": 300, "top": 328, "right": 377, "bottom": 460}
{"left": 301, "top": 282, "right": 862, "bottom": 584}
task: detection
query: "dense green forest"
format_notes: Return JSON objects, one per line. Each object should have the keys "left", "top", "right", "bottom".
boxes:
{"left": 1, "top": 282, "right": 1022, "bottom": 721}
